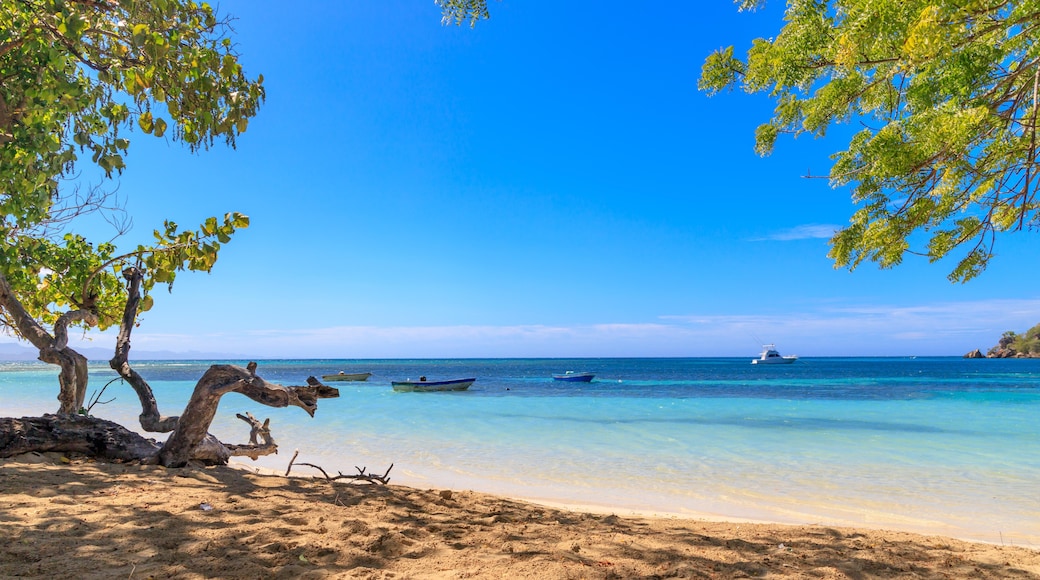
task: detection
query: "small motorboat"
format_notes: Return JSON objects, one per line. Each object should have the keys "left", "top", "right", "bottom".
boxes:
{"left": 751, "top": 345, "right": 797, "bottom": 365}
{"left": 552, "top": 371, "right": 595, "bottom": 382}
{"left": 321, "top": 372, "right": 373, "bottom": 382}
{"left": 391, "top": 377, "right": 475, "bottom": 392}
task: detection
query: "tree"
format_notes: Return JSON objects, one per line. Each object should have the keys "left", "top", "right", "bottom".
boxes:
{"left": 2, "top": 0, "right": 263, "bottom": 409}
{"left": 700, "top": 0, "right": 1040, "bottom": 282}
{"left": 1011, "top": 322, "right": 1040, "bottom": 354}
{"left": 0, "top": 0, "right": 337, "bottom": 466}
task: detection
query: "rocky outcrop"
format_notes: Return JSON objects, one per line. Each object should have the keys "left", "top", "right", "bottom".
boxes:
{"left": 968, "top": 347, "right": 1040, "bottom": 358}
{"left": 969, "top": 324, "right": 1040, "bottom": 358}
{"left": 988, "top": 348, "right": 1017, "bottom": 358}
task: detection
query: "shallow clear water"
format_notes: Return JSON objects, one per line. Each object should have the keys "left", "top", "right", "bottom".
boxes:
{"left": 2, "top": 357, "right": 1037, "bottom": 545}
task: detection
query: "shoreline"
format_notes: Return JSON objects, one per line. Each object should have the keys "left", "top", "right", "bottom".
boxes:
{"left": 4, "top": 400, "right": 1038, "bottom": 551}
{"left": 464, "top": 489, "right": 1040, "bottom": 550}
{"left": 273, "top": 458, "right": 1040, "bottom": 549}
{"left": 3, "top": 454, "right": 1038, "bottom": 579}
{"left": 242, "top": 460, "right": 784, "bottom": 528}
{"left": 245, "top": 458, "right": 1040, "bottom": 551}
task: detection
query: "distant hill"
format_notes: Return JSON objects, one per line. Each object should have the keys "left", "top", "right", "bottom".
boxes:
{"left": 0, "top": 344, "right": 39, "bottom": 361}
{"left": 0, "top": 343, "right": 245, "bottom": 361}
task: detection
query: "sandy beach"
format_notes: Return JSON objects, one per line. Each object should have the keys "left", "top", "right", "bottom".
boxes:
{"left": 1, "top": 453, "right": 1037, "bottom": 579}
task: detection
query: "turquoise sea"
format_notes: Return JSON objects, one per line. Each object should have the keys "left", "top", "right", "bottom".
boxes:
{"left": 1, "top": 357, "right": 1038, "bottom": 546}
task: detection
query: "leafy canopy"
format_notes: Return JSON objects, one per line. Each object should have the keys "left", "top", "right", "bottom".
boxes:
{"left": 1012, "top": 322, "right": 1040, "bottom": 354}
{"left": 1, "top": 0, "right": 263, "bottom": 333}
{"left": 701, "top": 0, "right": 1040, "bottom": 282}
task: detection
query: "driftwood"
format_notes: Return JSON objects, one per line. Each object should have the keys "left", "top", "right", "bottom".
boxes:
{"left": 0, "top": 415, "right": 161, "bottom": 462}
{"left": 223, "top": 412, "right": 278, "bottom": 460}
{"left": 284, "top": 449, "right": 393, "bottom": 485}
{"left": 0, "top": 359, "right": 338, "bottom": 466}
{"left": 0, "top": 407, "right": 322, "bottom": 466}
{"left": 156, "top": 363, "right": 338, "bottom": 467}
{"left": 0, "top": 362, "right": 339, "bottom": 466}
{"left": 103, "top": 267, "right": 339, "bottom": 467}
{"left": 0, "top": 266, "right": 340, "bottom": 468}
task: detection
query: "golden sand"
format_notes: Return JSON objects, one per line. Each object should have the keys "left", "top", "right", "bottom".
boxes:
{"left": 1, "top": 454, "right": 1037, "bottom": 579}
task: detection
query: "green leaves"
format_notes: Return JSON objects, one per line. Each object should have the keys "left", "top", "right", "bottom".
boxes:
{"left": 1, "top": 0, "right": 262, "bottom": 336}
{"left": 142, "top": 212, "right": 250, "bottom": 294}
{"left": 1010, "top": 323, "right": 1040, "bottom": 354}
{"left": 4, "top": 234, "right": 125, "bottom": 329}
{"left": 132, "top": 23, "right": 151, "bottom": 47}
{"left": 58, "top": 11, "right": 88, "bottom": 38}
{"left": 699, "top": 46, "right": 745, "bottom": 97}
{"left": 436, "top": 0, "right": 489, "bottom": 26}
{"left": 702, "top": 0, "right": 1040, "bottom": 282}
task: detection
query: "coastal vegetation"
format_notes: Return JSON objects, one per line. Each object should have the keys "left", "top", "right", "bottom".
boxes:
{"left": 0, "top": 0, "right": 336, "bottom": 465}
{"left": 1009, "top": 323, "right": 1040, "bottom": 355}
{"left": 986, "top": 324, "right": 1040, "bottom": 357}
{"left": 698, "top": 1, "right": 1040, "bottom": 283}
{"left": 962, "top": 324, "right": 1040, "bottom": 357}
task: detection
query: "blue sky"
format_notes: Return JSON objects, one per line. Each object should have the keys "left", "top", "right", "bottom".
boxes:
{"left": 9, "top": 0, "right": 1040, "bottom": 359}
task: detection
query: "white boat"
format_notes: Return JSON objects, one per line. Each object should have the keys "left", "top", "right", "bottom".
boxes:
{"left": 391, "top": 377, "right": 475, "bottom": 392}
{"left": 751, "top": 345, "right": 797, "bottom": 365}
{"left": 552, "top": 371, "right": 595, "bottom": 382}
{"left": 322, "top": 372, "right": 373, "bottom": 382}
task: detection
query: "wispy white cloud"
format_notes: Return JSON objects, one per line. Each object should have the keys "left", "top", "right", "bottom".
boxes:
{"left": 751, "top": 224, "right": 840, "bottom": 242}
{"left": 7, "top": 298, "right": 1039, "bottom": 359}
{"left": 660, "top": 298, "right": 1040, "bottom": 355}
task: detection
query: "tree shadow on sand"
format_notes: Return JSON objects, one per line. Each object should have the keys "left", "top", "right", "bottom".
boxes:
{"left": 1, "top": 456, "right": 1037, "bottom": 579}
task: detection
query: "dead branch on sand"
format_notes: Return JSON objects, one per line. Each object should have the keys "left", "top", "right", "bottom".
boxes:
{"left": 285, "top": 449, "right": 393, "bottom": 485}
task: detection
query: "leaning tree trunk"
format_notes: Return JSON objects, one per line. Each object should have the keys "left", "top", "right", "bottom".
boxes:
{"left": 0, "top": 365, "right": 338, "bottom": 465}
{"left": 39, "top": 341, "right": 90, "bottom": 414}
{"left": 107, "top": 267, "right": 341, "bottom": 466}
{"left": 109, "top": 267, "right": 179, "bottom": 432}
{"left": 0, "top": 271, "right": 96, "bottom": 414}
{"left": 0, "top": 267, "right": 339, "bottom": 465}
{"left": 157, "top": 362, "right": 338, "bottom": 467}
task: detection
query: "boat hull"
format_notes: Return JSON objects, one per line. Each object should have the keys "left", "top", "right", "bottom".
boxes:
{"left": 751, "top": 357, "right": 797, "bottom": 365}
{"left": 322, "top": 372, "right": 373, "bottom": 382}
{"left": 391, "top": 378, "right": 475, "bottom": 392}
{"left": 552, "top": 372, "right": 595, "bottom": 382}
{"left": 751, "top": 345, "right": 797, "bottom": 365}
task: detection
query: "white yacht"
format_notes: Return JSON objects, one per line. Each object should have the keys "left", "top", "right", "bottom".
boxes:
{"left": 751, "top": 344, "right": 797, "bottom": 365}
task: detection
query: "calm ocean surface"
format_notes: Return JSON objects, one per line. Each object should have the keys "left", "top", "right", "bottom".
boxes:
{"left": 1, "top": 356, "right": 1038, "bottom": 545}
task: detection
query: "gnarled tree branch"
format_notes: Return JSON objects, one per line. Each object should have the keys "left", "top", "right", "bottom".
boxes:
{"left": 109, "top": 267, "right": 179, "bottom": 432}
{"left": 223, "top": 412, "right": 278, "bottom": 460}
{"left": 157, "top": 363, "right": 338, "bottom": 467}
{"left": 0, "top": 270, "right": 92, "bottom": 413}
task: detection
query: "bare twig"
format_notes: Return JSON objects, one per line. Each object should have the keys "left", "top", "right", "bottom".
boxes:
{"left": 284, "top": 450, "right": 393, "bottom": 485}
{"left": 296, "top": 461, "right": 333, "bottom": 479}
{"left": 286, "top": 449, "right": 300, "bottom": 476}
{"left": 84, "top": 376, "right": 120, "bottom": 414}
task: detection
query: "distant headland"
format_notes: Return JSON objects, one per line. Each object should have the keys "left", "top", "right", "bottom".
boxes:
{"left": 964, "top": 323, "right": 1040, "bottom": 358}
